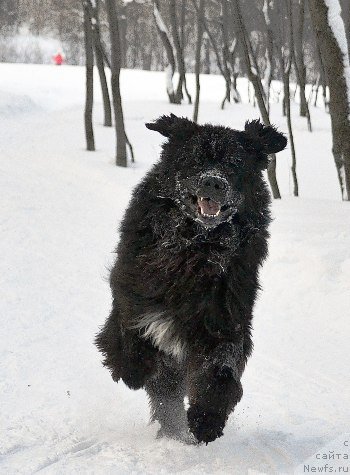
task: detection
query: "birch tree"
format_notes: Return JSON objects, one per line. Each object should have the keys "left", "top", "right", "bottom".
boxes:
{"left": 309, "top": 0, "right": 350, "bottom": 200}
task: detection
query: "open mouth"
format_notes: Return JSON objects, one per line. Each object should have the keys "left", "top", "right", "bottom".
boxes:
{"left": 197, "top": 197, "right": 221, "bottom": 218}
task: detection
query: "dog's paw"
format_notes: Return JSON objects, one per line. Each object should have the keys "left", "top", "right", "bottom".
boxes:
{"left": 187, "top": 405, "right": 225, "bottom": 444}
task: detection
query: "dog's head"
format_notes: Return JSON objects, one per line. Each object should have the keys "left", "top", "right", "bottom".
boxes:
{"left": 146, "top": 114, "right": 287, "bottom": 228}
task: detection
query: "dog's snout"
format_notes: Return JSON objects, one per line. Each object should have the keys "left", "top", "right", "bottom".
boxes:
{"left": 197, "top": 174, "right": 228, "bottom": 202}
{"left": 200, "top": 175, "right": 227, "bottom": 192}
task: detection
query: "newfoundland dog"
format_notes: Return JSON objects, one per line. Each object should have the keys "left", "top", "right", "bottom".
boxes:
{"left": 95, "top": 114, "right": 287, "bottom": 444}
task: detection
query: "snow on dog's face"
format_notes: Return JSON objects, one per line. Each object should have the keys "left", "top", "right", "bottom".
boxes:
{"left": 146, "top": 114, "right": 286, "bottom": 228}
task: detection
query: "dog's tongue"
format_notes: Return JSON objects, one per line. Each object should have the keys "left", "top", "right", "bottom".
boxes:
{"left": 198, "top": 197, "right": 221, "bottom": 216}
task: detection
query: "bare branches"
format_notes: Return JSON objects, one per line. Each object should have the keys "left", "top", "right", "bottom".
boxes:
{"left": 230, "top": 0, "right": 281, "bottom": 199}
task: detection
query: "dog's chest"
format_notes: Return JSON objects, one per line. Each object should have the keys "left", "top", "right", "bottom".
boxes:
{"left": 134, "top": 234, "right": 238, "bottom": 359}
{"left": 133, "top": 312, "right": 187, "bottom": 361}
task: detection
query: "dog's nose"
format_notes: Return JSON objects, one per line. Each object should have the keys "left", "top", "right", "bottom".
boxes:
{"left": 198, "top": 174, "right": 228, "bottom": 200}
{"left": 199, "top": 175, "right": 228, "bottom": 192}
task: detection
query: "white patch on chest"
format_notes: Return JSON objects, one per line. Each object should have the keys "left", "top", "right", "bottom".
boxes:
{"left": 132, "top": 313, "right": 186, "bottom": 361}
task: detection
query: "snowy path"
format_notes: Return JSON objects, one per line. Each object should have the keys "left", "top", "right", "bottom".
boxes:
{"left": 1, "top": 64, "right": 350, "bottom": 474}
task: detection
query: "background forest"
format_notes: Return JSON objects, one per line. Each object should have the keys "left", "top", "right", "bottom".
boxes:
{"left": 2, "top": 0, "right": 350, "bottom": 199}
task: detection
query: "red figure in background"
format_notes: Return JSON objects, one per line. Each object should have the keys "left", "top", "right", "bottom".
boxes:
{"left": 53, "top": 52, "right": 63, "bottom": 66}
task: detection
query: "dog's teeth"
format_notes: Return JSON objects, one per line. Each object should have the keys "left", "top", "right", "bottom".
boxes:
{"left": 199, "top": 208, "right": 221, "bottom": 218}
{"left": 201, "top": 211, "right": 221, "bottom": 218}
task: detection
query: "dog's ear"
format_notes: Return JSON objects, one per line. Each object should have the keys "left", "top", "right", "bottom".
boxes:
{"left": 244, "top": 119, "right": 287, "bottom": 155}
{"left": 145, "top": 114, "right": 198, "bottom": 140}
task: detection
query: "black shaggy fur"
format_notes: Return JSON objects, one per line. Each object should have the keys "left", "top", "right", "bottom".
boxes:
{"left": 95, "top": 114, "right": 287, "bottom": 444}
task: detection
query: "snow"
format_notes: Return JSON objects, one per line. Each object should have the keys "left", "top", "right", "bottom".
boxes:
{"left": 1, "top": 63, "right": 350, "bottom": 474}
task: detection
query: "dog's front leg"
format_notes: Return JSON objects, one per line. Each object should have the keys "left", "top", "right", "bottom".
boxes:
{"left": 187, "top": 341, "right": 244, "bottom": 444}
{"left": 96, "top": 309, "right": 158, "bottom": 390}
{"left": 120, "top": 330, "right": 159, "bottom": 390}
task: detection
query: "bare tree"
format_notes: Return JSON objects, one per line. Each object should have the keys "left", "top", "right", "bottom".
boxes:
{"left": 152, "top": 0, "right": 177, "bottom": 103}
{"left": 105, "top": 0, "right": 128, "bottom": 167}
{"left": 169, "top": 0, "right": 192, "bottom": 104}
{"left": 191, "top": 0, "right": 240, "bottom": 109}
{"left": 152, "top": 0, "right": 192, "bottom": 104}
{"left": 220, "top": 0, "right": 240, "bottom": 108}
{"left": 230, "top": 0, "right": 281, "bottom": 199}
{"left": 82, "top": 1, "right": 95, "bottom": 151}
{"left": 314, "top": 37, "right": 329, "bottom": 111}
{"left": 193, "top": 0, "right": 204, "bottom": 123}
{"left": 261, "top": 0, "right": 274, "bottom": 114}
{"left": 293, "top": 0, "right": 312, "bottom": 131}
{"left": 86, "top": 0, "right": 112, "bottom": 127}
{"left": 309, "top": 0, "right": 350, "bottom": 200}
{"left": 275, "top": 0, "right": 299, "bottom": 196}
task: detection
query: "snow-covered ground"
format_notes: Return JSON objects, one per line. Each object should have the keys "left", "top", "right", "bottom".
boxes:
{"left": 1, "top": 63, "right": 349, "bottom": 474}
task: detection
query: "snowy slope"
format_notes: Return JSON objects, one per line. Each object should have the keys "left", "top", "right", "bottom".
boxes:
{"left": 0, "top": 64, "right": 349, "bottom": 474}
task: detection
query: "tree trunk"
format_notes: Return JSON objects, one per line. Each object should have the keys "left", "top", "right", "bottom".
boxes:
{"left": 169, "top": 0, "right": 192, "bottom": 104}
{"left": 284, "top": 69, "right": 299, "bottom": 196}
{"left": 105, "top": 0, "right": 128, "bottom": 167}
{"left": 193, "top": 0, "right": 204, "bottom": 123}
{"left": 227, "top": 37, "right": 241, "bottom": 103}
{"left": 315, "top": 40, "right": 329, "bottom": 111}
{"left": 152, "top": 0, "right": 178, "bottom": 103}
{"left": 309, "top": 0, "right": 350, "bottom": 200}
{"left": 87, "top": 0, "right": 112, "bottom": 127}
{"left": 230, "top": 0, "right": 281, "bottom": 199}
{"left": 203, "top": 33, "right": 211, "bottom": 74}
{"left": 119, "top": 8, "right": 127, "bottom": 68}
{"left": 95, "top": 44, "right": 112, "bottom": 127}
{"left": 293, "top": 0, "right": 312, "bottom": 131}
{"left": 220, "top": 0, "right": 232, "bottom": 109}
{"left": 179, "top": 0, "right": 192, "bottom": 103}
{"left": 220, "top": 0, "right": 240, "bottom": 108}
{"left": 286, "top": 0, "right": 299, "bottom": 196}
{"left": 262, "top": 0, "right": 273, "bottom": 114}
{"left": 83, "top": 3, "right": 95, "bottom": 151}
{"left": 275, "top": 0, "right": 299, "bottom": 196}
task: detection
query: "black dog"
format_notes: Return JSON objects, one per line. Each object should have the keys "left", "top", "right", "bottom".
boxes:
{"left": 96, "top": 114, "right": 286, "bottom": 444}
